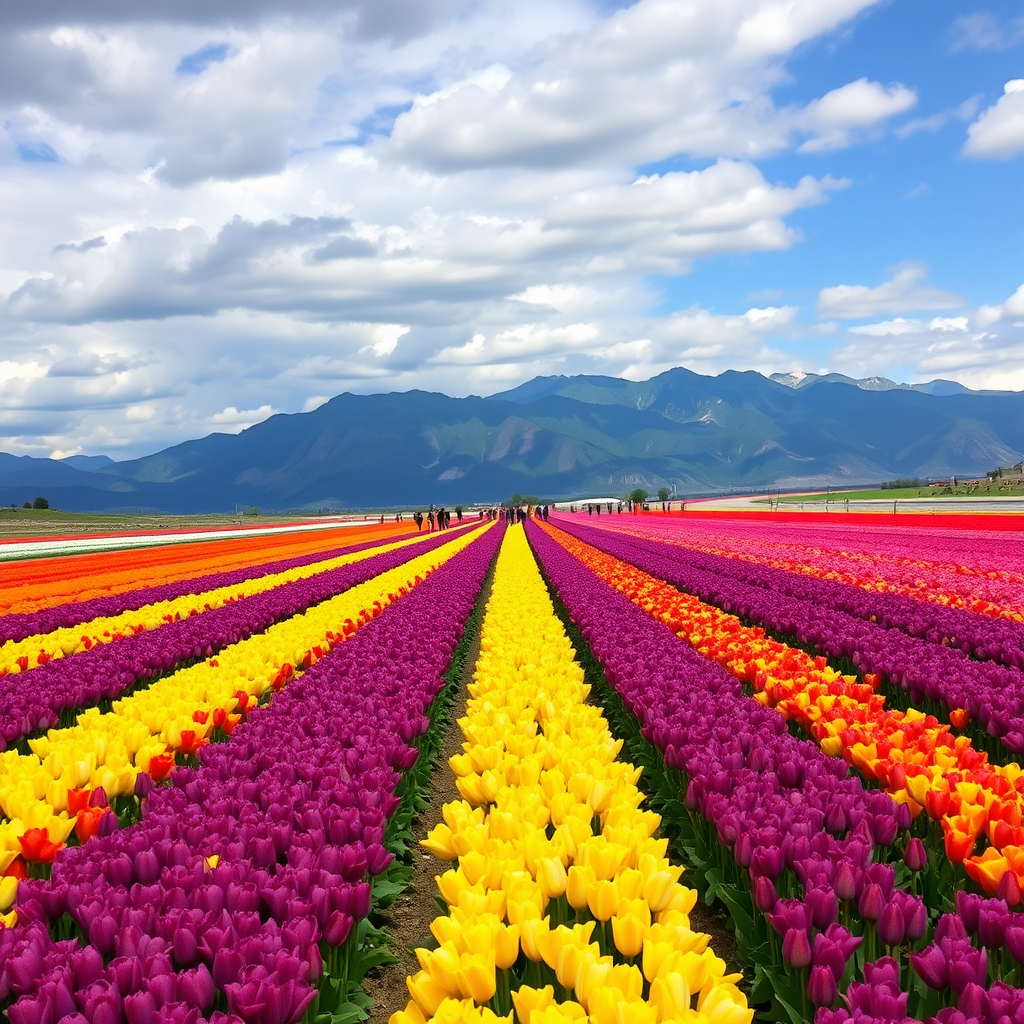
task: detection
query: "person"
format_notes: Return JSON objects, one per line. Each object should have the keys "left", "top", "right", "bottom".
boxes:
{"left": 427, "top": 510, "right": 435, "bottom": 531}
{"left": 414, "top": 511, "right": 423, "bottom": 531}
{"left": 379, "top": 513, "right": 385, "bottom": 524}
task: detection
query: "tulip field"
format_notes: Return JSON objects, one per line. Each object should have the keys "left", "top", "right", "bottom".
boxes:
{"left": 0, "top": 509, "right": 1023, "bottom": 1024}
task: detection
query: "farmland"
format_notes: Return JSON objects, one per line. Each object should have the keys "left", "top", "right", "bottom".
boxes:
{"left": 0, "top": 508, "right": 1022, "bottom": 1024}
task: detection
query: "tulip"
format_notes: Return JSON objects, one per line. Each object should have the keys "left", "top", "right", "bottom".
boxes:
{"left": 782, "top": 929, "right": 812, "bottom": 969}
{"left": 536, "top": 857, "right": 568, "bottom": 899}
{"left": 903, "top": 837, "right": 927, "bottom": 872}
{"left": 876, "top": 902, "right": 905, "bottom": 947}
{"left": 611, "top": 911, "right": 646, "bottom": 959}
{"left": 807, "top": 964, "right": 837, "bottom": 1008}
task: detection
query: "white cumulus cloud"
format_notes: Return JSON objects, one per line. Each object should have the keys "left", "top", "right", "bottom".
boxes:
{"left": 817, "top": 265, "right": 965, "bottom": 319}
{"left": 964, "top": 81, "right": 1024, "bottom": 159}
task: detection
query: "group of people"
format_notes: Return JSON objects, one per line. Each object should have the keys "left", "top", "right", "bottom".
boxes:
{"left": 411, "top": 506, "right": 464, "bottom": 531}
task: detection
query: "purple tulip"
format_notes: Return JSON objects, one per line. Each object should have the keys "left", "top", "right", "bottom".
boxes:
{"left": 902, "top": 837, "right": 927, "bottom": 872}
{"left": 805, "top": 886, "right": 838, "bottom": 930}
{"left": 858, "top": 883, "right": 885, "bottom": 923}
{"left": 807, "top": 964, "right": 837, "bottom": 1008}
{"left": 877, "top": 901, "right": 906, "bottom": 947}
{"left": 910, "top": 945, "right": 949, "bottom": 990}
{"left": 948, "top": 946, "right": 987, "bottom": 997}
{"left": 753, "top": 876, "right": 777, "bottom": 913}
{"left": 783, "top": 929, "right": 812, "bottom": 969}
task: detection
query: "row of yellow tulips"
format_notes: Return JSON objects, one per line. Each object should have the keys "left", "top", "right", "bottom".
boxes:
{"left": 392, "top": 526, "right": 753, "bottom": 1024}
{"left": 0, "top": 525, "right": 491, "bottom": 889}
{"left": 0, "top": 528, "right": 441, "bottom": 676}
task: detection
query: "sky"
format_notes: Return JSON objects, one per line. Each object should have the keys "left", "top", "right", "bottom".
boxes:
{"left": 0, "top": 0, "right": 1022, "bottom": 460}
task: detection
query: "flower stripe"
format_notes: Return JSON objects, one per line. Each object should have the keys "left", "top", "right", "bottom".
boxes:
{"left": 0, "top": 524, "right": 471, "bottom": 676}
{"left": 0, "top": 525, "right": 476, "bottom": 754}
{"left": 0, "top": 521, "right": 412, "bottom": 618}
{"left": 0, "top": 524, "right": 492, "bottom": 875}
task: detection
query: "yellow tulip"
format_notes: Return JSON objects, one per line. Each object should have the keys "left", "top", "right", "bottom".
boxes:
{"left": 696, "top": 983, "right": 755, "bottom": 1024}
{"left": 494, "top": 922, "right": 521, "bottom": 971}
{"left": 565, "top": 864, "right": 592, "bottom": 911}
{"left": 0, "top": 876, "right": 18, "bottom": 912}
{"left": 536, "top": 856, "right": 568, "bottom": 899}
{"left": 587, "top": 878, "right": 619, "bottom": 922}
{"left": 612, "top": 999, "right": 657, "bottom": 1024}
{"left": 650, "top": 972, "right": 692, "bottom": 1020}
{"left": 455, "top": 951, "right": 496, "bottom": 1003}
{"left": 421, "top": 824, "right": 458, "bottom": 860}
{"left": 430, "top": 916, "right": 461, "bottom": 948}
{"left": 574, "top": 957, "right": 613, "bottom": 1009}
{"left": 511, "top": 985, "right": 554, "bottom": 1023}
{"left": 388, "top": 1002, "right": 427, "bottom": 1024}
{"left": 520, "top": 916, "right": 551, "bottom": 962}
{"left": 612, "top": 911, "right": 647, "bottom": 959}
{"left": 406, "top": 971, "right": 448, "bottom": 1017}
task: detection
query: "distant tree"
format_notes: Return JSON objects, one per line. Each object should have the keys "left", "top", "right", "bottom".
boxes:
{"left": 32, "top": 496, "right": 48, "bottom": 509}
{"left": 523, "top": 495, "right": 539, "bottom": 506}
{"left": 23, "top": 502, "right": 31, "bottom": 509}
{"left": 628, "top": 488, "right": 649, "bottom": 505}
{"left": 509, "top": 492, "right": 524, "bottom": 507}
{"left": 657, "top": 487, "right": 671, "bottom": 502}
{"left": 454, "top": 505, "right": 464, "bottom": 515}
{"left": 243, "top": 505, "right": 260, "bottom": 516}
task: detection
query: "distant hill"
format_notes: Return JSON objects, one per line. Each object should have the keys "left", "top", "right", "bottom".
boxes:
{"left": 2, "top": 367, "right": 1022, "bottom": 512}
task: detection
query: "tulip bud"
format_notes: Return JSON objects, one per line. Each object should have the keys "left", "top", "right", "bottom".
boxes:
{"left": 999, "top": 870, "right": 1022, "bottom": 908}
{"left": 324, "top": 911, "right": 353, "bottom": 948}
{"left": 611, "top": 913, "right": 646, "bottom": 959}
{"left": 807, "top": 964, "right": 837, "bottom": 1008}
{"left": 858, "top": 883, "right": 884, "bottom": 922}
{"left": 536, "top": 857, "right": 567, "bottom": 900}
{"left": 903, "top": 838, "right": 927, "bottom": 873}
{"left": 904, "top": 900, "right": 927, "bottom": 943}
{"left": 877, "top": 902, "right": 906, "bottom": 947}
{"left": 782, "top": 929, "right": 812, "bottom": 969}
{"left": 566, "top": 865, "right": 590, "bottom": 911}
{"left": 834, "top": 861, "right": 857, "bottom": 902}
{"left": 753, "top": 876, "right": 777, "bottom": 913}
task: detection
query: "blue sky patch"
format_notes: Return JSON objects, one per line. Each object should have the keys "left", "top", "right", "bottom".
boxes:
{"left": 16, "top": 141, "right": 60, "bottom": 163}
{"left": 176, "top": 42, "right": 231, "bottom": 77}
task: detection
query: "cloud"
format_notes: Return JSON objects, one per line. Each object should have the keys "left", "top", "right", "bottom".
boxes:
{"left": 817, "top": 265, "right": 965, "bottom": 319}
{"left": 0, "top": 0, "right": 469, "bottom": 44}
{"left": 964, "top": 81, "right": 1024, "bottom": 159}
{"left": 53, "top": 235, "right": 107, "bottom": 254}
{"left": 895, "top": 97, "right": 980, "bottom": 138}
{"left": 387, "top": 0, "right": 888, "bottom": 171}
{"left": 209, "top": 404, "right": 280, "bottom": 430}
{"left": 46, "top": 351, "right": 149, "bottom": 377}
{"left": 308, "top": 236, "right": 376, "bottom": 261}
{"left": 798, "top": 78, "right": 916, "bottom": 153}
{"left": 949, "top": 13, "right": 1024, "bottom": 53}
{"left": 1006, "top": 284, "right": 1024, "bottom": 319}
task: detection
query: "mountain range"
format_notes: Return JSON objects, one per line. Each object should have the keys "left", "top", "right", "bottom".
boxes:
{"left": 2, "top": 367, "right": 1022, "bottom": 512}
